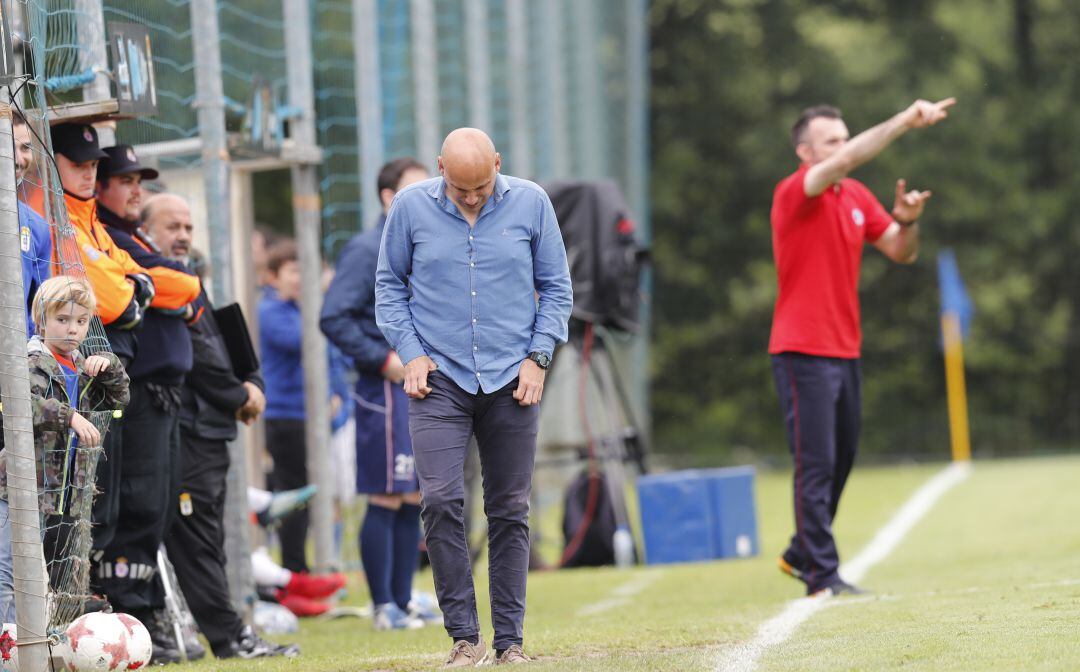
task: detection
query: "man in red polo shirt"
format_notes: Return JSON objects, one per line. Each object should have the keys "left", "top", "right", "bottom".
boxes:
{"left": 770, "top": 98, "right": 955, "bottom": 596}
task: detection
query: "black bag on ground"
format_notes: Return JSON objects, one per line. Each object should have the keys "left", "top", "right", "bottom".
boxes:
{"left": 561, "top": 470, "right": 617, "bottom": 567}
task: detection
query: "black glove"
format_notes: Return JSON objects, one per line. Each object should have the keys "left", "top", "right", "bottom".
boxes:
{"left": 127, "top": 273, "right": 156, "bottom": 310}
{"left": 112, "top": 296, "right": 144, "bottom": 331}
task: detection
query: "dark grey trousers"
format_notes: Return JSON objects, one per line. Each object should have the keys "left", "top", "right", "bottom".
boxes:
{"left": 409, "top": 371, "right": 539, "bottom": 650}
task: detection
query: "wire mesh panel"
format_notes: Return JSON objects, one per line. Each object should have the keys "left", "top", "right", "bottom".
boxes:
{"left": 104, "top": 0, "right": 199, "bottom": 160}
{"left": 433, "top": 0, "right": 466, "bottom": 139}
{"left": 377, "top": 0, "right": 415, "bottom": 160}
{"left": 312, "top": 0, "right": 363, "bottom": 259}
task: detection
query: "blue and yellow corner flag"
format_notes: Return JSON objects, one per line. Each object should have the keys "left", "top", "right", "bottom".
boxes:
{"left": 936, "top": 249, "right": 972, "bottom": 462}
{"left": 937, "top": 249, "right": 973, "bottom": 338}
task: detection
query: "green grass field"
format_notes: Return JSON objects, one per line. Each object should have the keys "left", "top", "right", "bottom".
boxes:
{"left": 185, "top": 455, "right": 1080, "bottom": 671}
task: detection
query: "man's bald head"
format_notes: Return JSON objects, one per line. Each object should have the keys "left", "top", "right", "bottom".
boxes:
{"left": 142, "top": 192, "right": 193, "bottom": 261}
{"left": 438, "top": 128, "right": 501, "bottom": 217}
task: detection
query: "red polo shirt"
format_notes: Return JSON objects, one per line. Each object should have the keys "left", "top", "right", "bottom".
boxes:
{"left": 768, "top": 164, "right": 892, "bottom": 358}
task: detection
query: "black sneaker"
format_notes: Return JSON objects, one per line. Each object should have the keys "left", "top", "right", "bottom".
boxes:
{"left": 139, "top": 612, "right": 182, "bottom": 665}
{"left": 79, "top": 595, "right": 113, "bottom": 615}
{"left": 153, "top": 608, "right": 206, "bottom": 661}
{"left": 812, "top": 579, "right": 866, "bottom": 597}
{"left": 222, "top": 625, "right": 300, "bottom": 659}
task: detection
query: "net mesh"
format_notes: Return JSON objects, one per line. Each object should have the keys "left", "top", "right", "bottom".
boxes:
{"left": 5, "top": 0, "right": 123, "bottom": 636}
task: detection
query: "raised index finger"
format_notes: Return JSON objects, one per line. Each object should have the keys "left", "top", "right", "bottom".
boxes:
{"left": 934, "top": 97, "right": 957, "bottom": 111}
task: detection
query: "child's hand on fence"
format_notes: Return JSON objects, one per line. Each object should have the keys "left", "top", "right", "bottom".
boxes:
{"left": 70, "top": 412, "right": 101, "bottom": 446}
{"left": 83, "top": 355, "right": 112, "bottom": 377}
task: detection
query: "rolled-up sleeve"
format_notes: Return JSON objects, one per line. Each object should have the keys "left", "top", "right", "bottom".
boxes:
{"left": 529, "top": 193, "right": 573, "bottom": 356}
{"left": 375, "top": 201, "right": 427, "bottom": 365}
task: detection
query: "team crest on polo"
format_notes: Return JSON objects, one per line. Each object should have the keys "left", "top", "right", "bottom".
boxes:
{"left": 851, "top": 208, "right": 865, "bottom": 227}
{"left": 126, "top": 147, "right": 137, "bottom": 163}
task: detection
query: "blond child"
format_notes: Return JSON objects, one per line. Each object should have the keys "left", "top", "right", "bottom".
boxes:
{"left": 0, "top": 276, "right": 129, "bottom": 622}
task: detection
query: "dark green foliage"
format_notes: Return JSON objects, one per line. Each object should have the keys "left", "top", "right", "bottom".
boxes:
{"left": 649, "top": 0, "right": 1080, "bottom": 461}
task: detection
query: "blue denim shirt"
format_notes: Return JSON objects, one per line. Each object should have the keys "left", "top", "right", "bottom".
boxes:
{"left": 375, "top": 174, "right": 573, "bottom": 395}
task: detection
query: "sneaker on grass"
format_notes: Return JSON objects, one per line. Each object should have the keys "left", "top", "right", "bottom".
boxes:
{"left": 373, "top": 603, "right": 423, "bottom": 631}
{"left": 495, "top": 644, "right": 531, "bottom": 665}
{"left": 408, "top": 591, "right": 443, "bottom": 625}
{"left": 444, "top": 637, "right": 488, "bottom": 668}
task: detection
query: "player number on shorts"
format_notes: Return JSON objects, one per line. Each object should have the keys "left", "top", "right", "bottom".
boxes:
{"left": 394, "top": 455, "right": 415, "bottom": 478}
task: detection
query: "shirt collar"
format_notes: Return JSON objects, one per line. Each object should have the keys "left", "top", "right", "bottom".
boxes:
{"left": 428, "top": 173, "right": 512, "bottom": 211}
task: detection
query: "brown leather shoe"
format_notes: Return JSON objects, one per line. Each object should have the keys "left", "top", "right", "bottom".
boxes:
{"left": 495, "top": 645, "right": 531, "bottom": 665}
{"left": 444, "top": 638, "right": 488, "bottom": 667}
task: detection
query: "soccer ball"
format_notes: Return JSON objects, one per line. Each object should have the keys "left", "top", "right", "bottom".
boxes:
{"left": 65, "top": 612, "right": 147, "bottom": 671}
{"left": 115, "top": 614, "right": 152, "bottom": 670}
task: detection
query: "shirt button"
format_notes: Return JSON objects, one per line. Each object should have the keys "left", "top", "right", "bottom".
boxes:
{"left": 476, "top": 371, "right": 481, "bottom": 377}
{"left": 474, "top": 346, "right": 478, "bottom": 351}
{"left": 471, "top": 291, "right": 476, "bottom": 296}
{"left": 470, "top": 262, "right": 475, "bottom": 267}
{"left": 469, "top": 235, "right": 474, "bottom": 241}
{"left": 472, "top": 318, "right": 477, "bottom": 323}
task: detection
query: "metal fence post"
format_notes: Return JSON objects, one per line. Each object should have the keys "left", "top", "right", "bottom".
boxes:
{"left": 190, "top": 0, "right": 256, "bottom": 615}
{"left": 353, "top": 0, "right": 384, "bottom": 230}
{"left": 0, "top": 97, "right": 49, "bottom": 672}
{"left": 463, "top": 0, "right": 491, "bottom": 134}
{"left": 505, "top": 0, "right": 532, "bottom": 178}
{"left": 540, "top": 0, "right": 570, "bottom": 178}
{"left": 284, "top": 0, "right": 334, "bottom": 573}
{"left": 410, "top": 0, "right": 440, "bottom": 166}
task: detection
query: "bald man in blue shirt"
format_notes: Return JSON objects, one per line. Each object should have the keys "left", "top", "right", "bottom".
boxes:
{"left": 376, "top": 128, "right": 572, "bottom": 666}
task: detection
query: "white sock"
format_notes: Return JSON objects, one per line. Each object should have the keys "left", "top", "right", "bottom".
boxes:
{"left": 247, "top": 487, "right": 273, "bottom": 514}
{"left": 251, "top": 547, "right": 292, "bottom": 587}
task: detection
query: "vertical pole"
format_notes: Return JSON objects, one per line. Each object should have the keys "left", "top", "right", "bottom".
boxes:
{"left": 284, "top": 0, "right": 334, "bottom": 572}
{"left": 942, "top": 313, "right": 972, "bottom": 462}
{"left": 410, "top": 0, "right": 440, "bottom": 167}
{"left": 463, "top": 0, "right": 490, "bottom": 134}
{"left": 540, "top": 0, "right": 570, "bottom": 178}
{"left": 505, "top": 0, "right": 532, "bottom": 178}
{"left": 353, "top": 0, "right": 384, "bottom": 230}
{"left": 190, "top": 0, "right": 256, "bottom": 614}
{"left": 0, "top": 98, "right": 49, "bottom": 672}
{"left": 625, "top": 0, "right": 651, "bottom": 443}
{"left": 74, "top": 0, "right": 113, "bottom": 146}
{"left": 571, "top": 0, "right": 604, "bottom": 178}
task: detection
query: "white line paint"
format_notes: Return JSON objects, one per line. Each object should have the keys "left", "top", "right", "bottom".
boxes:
{"left": 577, "top": 570, "right": 664, "bottom": 617}
{"left": 716, "top": 461, "right": 971, "bottom": 672}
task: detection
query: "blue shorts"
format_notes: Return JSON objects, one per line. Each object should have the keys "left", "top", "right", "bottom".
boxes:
{"left": 353, "top": 372, "right": 418, "bottom": 495}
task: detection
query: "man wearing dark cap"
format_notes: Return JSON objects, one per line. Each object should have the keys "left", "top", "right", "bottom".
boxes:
{"left": 94, "top": 144, "right": 203, "bottom": 663}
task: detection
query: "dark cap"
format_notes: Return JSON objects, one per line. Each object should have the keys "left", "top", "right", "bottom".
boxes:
{"left": 97, "top": 144, "right": 160, "bottom": 182}
{"left": 50, "top": 124, "right": 109, "bottom": 163}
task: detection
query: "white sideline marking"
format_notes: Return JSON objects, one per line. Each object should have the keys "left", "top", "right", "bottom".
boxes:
{"left": 716, "top": 461, "right": 971, "bottom": 672}
{"left": 577, "top": 571, "right": 664, "bottom": 617}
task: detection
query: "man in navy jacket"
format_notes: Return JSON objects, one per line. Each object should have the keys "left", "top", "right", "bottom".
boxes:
{"left": 320, "top": 157, "right": 432, "bottom": 631}
{"left": 97, "top": 146, "right": 202, "bottom": 664}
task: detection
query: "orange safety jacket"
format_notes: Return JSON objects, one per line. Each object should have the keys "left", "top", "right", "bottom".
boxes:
{"left": 62, "top": 193, "right": 198, "bottom": 324}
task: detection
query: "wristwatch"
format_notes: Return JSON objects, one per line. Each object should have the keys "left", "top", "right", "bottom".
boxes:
{"left": 527, "top": 351, "right": 551, "bottom": 370}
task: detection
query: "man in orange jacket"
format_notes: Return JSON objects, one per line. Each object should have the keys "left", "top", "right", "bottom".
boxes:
{"left": 49, "top": 126, "right": 197, "bottom": 662}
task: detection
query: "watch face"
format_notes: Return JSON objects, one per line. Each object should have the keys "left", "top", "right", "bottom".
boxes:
{"left": 531, "top": 352, "right": 550, "bottom": 368}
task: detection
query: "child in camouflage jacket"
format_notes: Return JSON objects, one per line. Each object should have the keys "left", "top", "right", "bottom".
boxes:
{"left": 0, "top": 276, "right": 129, "bottom": 623}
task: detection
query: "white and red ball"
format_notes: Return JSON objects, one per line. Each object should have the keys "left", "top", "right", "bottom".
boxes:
{"left": 65, "top": 611, "right": 148, "bottom": 671}
{"left": 114, "top": 613, "right": 151, "bottom": 670}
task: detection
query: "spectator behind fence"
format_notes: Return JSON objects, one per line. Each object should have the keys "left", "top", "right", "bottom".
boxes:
{"left": 95, "top": 145, "right": 203, "bottom": 664}
{"left": 258, "top": 239, "right": 345, "bottom": 575}
{"left": 147, "top": 193, "right": 301, "bottom": 660}
{"left": 13, "top": 111, "right": 53, "bottom": 336}
{"left": 320, "top": 157, "right": 440, "bottom": 631}
{"left": 375, "top": 128, "right": 573, "bottom": 666}
{"left": 0, "top": 276, "right": 129, "bottom": 624}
